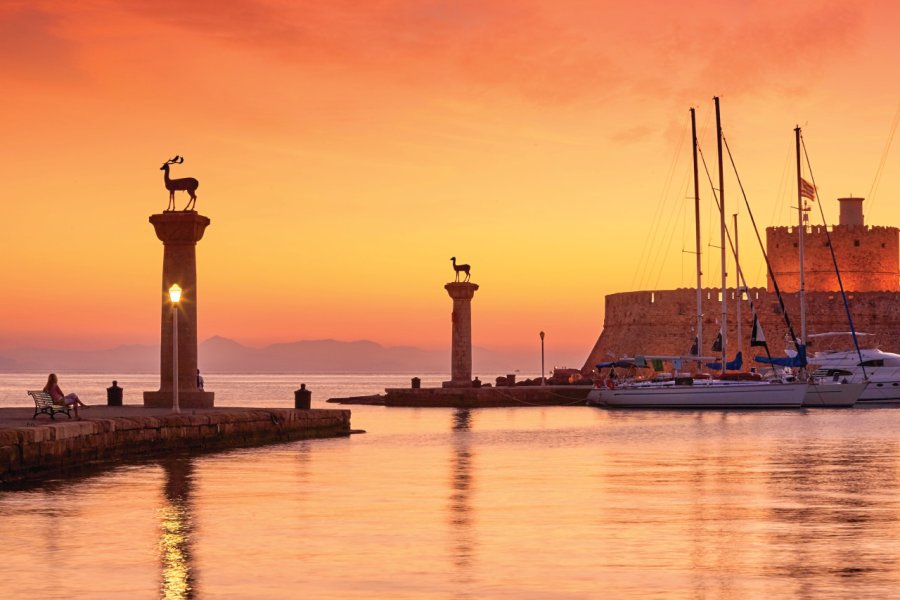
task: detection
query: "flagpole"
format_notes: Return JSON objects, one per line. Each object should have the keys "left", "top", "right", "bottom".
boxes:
{"left": 796, "top": 126, "right": 807, "bottom": 353}
{"left": 715, "top": 96, "right": 727, "bottom": 374}
{"left": 690, "top": 107, "right": 703, "bottom": 365}
{"left": 734, "top": 213, "right": 743, "bottom": 361}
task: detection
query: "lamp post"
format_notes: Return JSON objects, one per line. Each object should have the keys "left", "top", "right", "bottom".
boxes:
{"left": 169, "top": 283, "right": 182, "bottom": 414}
{"left": 540, "top": 331, "right": 545, "bottom": 386}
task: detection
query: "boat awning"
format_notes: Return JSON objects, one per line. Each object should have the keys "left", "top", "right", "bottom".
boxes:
{"left": 755, "top": 345, "right": 807, "bottom": 368}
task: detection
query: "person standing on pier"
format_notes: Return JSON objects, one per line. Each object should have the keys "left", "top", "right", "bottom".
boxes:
{"left": 196, "top": 369, "right": 205, "bottom": 391}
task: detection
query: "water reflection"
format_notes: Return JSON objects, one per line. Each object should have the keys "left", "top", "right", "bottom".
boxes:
{"left": 449, "top": 409, "right": 476, "bottom": 594}
{"left": 766, "top": 438, "right": 900, "bottom": 593}
{"left": 159, "top": 457, "right": 197, "bottom": 599}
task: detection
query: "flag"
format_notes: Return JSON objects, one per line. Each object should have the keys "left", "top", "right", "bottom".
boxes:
{"left": 800, "top": 177, "right": 816, "bottom": 200}
{"left": 711, "top": 331, "right": 722, "bottom": 352}
{"left": 750, "top": 315, "right": 768, "bottom": 347}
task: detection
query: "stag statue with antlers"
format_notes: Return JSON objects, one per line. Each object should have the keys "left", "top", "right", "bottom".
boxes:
{"left": 160, "top": 156, "right": 199, "bottom": 211}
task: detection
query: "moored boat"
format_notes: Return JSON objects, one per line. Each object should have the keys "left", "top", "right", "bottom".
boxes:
{"left": 587, "top": 377, "right": 805, "bottom": 408}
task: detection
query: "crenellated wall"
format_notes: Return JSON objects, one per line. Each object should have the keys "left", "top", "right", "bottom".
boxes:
{"left": 582, "top": 287, "right": 900, "bottom": 371}
{"left": 766, "top": 225, "right": 899, "bottom": 292}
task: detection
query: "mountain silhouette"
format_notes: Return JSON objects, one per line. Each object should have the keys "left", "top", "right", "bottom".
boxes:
{"left": 0, "top": 336, "right": 544, "bottom": 375}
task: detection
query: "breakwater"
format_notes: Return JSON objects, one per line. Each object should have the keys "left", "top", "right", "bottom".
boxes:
{"left": 329, "top": 386, "right": 592, "bottom": 407}
{"left": 0, "top": 407, "right": 351, "bottom": 484}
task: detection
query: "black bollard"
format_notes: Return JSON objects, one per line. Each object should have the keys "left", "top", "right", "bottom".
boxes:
{"left": 411, "top": 377, "right": 421, "bottom": 389}
{"left": 294, "top": 384, "right": 311, "bottom": 409}
{"left": 107, "top": 380, "right": 123, "bottom": 406}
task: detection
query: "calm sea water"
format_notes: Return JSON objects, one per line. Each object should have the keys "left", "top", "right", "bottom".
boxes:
{"left": 3, "top": 373, "right": 900, "bottom": 599}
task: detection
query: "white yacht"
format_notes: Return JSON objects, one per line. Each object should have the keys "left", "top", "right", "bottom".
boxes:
{"left": 809, "top": 346, "right": 900, "bottom": 403}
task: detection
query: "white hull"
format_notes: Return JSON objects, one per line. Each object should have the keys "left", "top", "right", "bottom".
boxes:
{"left": 858, "top": 380, "right": 900, "bottom": 403}
{"left": 810, "top": 349, "right": 900, "bottom": 403}
{"left": 587, "top": 381, "right": 806, "bottom": 409}
{"left": 802, "top": 382, "right": 866, "bottom": 407}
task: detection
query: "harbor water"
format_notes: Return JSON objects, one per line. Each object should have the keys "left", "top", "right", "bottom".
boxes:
{"left": 3, "top": 373, "right": 900, "bottom": 598}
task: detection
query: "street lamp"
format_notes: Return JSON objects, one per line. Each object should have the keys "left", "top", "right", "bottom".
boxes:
{"left": 169, "top": 283, "right": 182, "bottom": 414}
{"left": 540, "top": 331, "right": 545, "bottom": 386}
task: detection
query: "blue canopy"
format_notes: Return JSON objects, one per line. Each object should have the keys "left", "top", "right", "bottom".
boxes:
{"left": 596, "top": 360, "right": 637, "bottom": 369}
{"left": 754, "top": 345, "right": 807, "bottom": 368}
{"left": 706, "top": 351, "right": 743, "bottom": 371}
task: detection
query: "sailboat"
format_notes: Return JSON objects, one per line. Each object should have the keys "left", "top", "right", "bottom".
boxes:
{"left": 755, "top": 127, "right": 865, "bottom": 407}
{"left": 588, "top": 98, "right": 807, "bottom": 409}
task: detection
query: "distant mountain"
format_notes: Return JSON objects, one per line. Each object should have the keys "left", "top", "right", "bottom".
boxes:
{"left": 0, "top": 336, "right": 544, "bottom": 375}
{"left": 0, "top": 344, "right": 158, "bottom": 373}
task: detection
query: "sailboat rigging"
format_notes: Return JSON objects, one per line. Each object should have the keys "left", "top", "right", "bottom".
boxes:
{"left": 587, "top": 99, "right": 807, "bottom": 408}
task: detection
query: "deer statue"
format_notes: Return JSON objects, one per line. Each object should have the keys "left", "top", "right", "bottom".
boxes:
{"left": 450, "top": 257, "right": 471, "bottom": 282}
{"left": 160, "top": 156, "right": 199, "bottom": 211}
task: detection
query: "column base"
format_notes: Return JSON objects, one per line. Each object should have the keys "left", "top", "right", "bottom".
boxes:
{"left": 442, "top": 380, "right": 474, "bottom": 388}
{"left": 143, "top": 391, "right": 215, "bottom": 409}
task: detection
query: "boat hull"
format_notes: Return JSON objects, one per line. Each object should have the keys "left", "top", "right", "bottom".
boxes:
{"left": 587, "top": 382, "right": 806, "bottom": 409}
{"left": 802, "top": 382, "right": 866, "bottom": 407}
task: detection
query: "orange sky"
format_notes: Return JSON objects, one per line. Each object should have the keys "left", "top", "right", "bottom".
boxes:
{"left": 3, "top": 0, "right": 900, "bottom": 367}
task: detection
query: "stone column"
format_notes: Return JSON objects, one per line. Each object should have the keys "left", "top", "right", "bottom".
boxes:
{"left": 144, "top": 212, "right": 215, "bottom": 408}
{"left": 443, "top": 281, "right": 479, "bottom": 388}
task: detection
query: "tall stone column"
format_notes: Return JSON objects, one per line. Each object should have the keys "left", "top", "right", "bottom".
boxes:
{"left": 443, "top": 281, "right": 479, "bottom": 388}
{"left": 144, "top": 212, "right": 215, "bottom": 408}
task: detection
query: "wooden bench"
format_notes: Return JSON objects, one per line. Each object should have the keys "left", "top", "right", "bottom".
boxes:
{"left": 28, "top": 390, "right": 72, "bottom": 420}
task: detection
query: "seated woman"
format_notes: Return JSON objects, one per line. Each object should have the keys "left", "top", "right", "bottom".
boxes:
{"left": 44, "top": 373, "right": 88, "bottom": 419}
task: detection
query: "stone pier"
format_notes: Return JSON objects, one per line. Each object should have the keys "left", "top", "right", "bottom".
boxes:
{"left": 144, "top": 212, "right": 215, "bottom": 409}
{"left": 0, "top": 407, "right": 352, "bottom": 484}
{"left": 443, "top": 281, "right": 479, "bottom": 388}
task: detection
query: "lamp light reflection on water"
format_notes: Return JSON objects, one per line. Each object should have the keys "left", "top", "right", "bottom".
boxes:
{"left": 158, "top": 458, "right": 195, "bottom": 599}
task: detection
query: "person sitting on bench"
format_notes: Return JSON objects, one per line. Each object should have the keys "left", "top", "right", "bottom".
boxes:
{"left": 44, "top": 373, "right": 88, "bottom": 419}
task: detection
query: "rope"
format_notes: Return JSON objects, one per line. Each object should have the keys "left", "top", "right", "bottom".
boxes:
{"left": 695, "top": 139, "right": 773, "bottom": 364}
{"left": 722, "top": 134, "right": 804, "bottom": 360}
{"left": 632, "top": 125, "right": 688, "bottom": 291}
{"left": 485, "top": 388, "right": 592, "bottom": 406}
{"left": 866, "top": 103, "right": 900, "bottom": 218}
{"left": 799, "top": 131, "right": 868, "bottom": 379}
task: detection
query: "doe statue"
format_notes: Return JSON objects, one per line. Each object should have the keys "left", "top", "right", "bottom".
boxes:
{"left": 160, "top": 155, "right": 199, "bottom": 211}
{"left": 450, "top": 256, "right": 471, "bottom": 282}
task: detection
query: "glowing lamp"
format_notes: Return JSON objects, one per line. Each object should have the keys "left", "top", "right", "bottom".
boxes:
{"left": 169, "top": 283, "right": 182, "bottom": 304}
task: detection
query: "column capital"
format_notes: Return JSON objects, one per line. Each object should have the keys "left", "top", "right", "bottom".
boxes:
{"left": 150, "top": 212, "right": 211, "bottom": 244}
{"left": 445, "top": 281, "right": 479, "bottom": 300}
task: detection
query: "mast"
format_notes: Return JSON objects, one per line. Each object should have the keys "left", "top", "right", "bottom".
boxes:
{"left": 796, "top": 126, "right": 807, "bottom": 349}
{"left": 733, "top": 213, "right": 743, "bottom": 359}
{"left": 715, "top": 96, "right": 727, "bottom": 372}
{"left": 691, "top": 107, "right": 703, "bottom": 359}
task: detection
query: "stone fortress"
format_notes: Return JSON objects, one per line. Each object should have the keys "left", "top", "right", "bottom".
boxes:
{"left": 583, "top": 197, "right": 900, "bottom": 371}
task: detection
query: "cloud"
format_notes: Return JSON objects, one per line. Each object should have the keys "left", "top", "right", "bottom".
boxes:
{"left": 0, "top": 5, "right": 82, "bottom": 82}
{"left": 5, "top": 0, "right": 875, "bottom": 106}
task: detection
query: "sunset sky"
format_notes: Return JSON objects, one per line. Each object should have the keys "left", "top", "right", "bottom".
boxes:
{"left": 3, "top": 0, "right": 900, "bottom": 368}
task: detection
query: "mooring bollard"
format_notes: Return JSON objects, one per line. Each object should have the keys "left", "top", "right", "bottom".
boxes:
{"left": 411, "top": 377, "right": 421, "bottom": 389}
{"left": 294, "top": 384, "right": 311, "bottom": 409}
{"left": 107, "top": 380, "right": 123, "bottom": 406}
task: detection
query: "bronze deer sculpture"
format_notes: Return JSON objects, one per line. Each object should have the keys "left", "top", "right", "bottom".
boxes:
{"left": 160, "top": 156, "right": 199, "bottom": 211}
{"left": 451, "top": 257, "right": 471, "bottom": 282}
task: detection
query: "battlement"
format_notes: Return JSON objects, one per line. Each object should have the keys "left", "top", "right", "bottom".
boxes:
{"left": 766, "top": 223, "right": 899, "bottom": 293}
{"left": 583, "top": 288, "right": 900, "bottom": 371}
{"left": 767, "top": 224, "right": 898, "bottom": 235}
